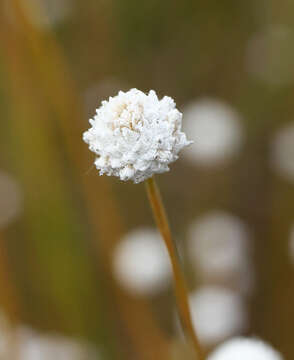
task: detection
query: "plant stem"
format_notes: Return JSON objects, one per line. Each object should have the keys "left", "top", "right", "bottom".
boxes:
{"left": 145, "top": 177, "right": 204, "bottom": 360}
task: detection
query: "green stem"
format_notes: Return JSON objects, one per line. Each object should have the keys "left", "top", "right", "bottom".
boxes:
{"left": 145, "top": 177, "right": 204, "bottom": 360}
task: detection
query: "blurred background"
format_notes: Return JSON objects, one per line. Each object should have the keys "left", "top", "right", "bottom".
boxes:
{"left": 0, "top": 0, "right": 294, "bottom": 359}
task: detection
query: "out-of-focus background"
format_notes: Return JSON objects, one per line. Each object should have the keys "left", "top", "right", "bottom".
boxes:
{"left": 0, "top": 0, "right": 294, "bottom": 359}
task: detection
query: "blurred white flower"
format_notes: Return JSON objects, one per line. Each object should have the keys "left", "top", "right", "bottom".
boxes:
{"left": 246, "top": 25, "right": 294, "bottom": 86}
{"left": 17, "top": 328, "right": 99, "bottom": 360}
{"left": 188, "top": 286, "right": 246, "bottom": 345}
{"left": 208, "top": 337, "right": 283, "bottom": 360}
{"left": 83, "top": 89, "right": 191, "bottom": 183}
{"left": 0, "top": 171, "right": 22, "bottom": 228}
{"left": 4, "top": 0, "right": 74, "bottom": 29}
{"left": 113, "top": 228, "right": 171, "bottom": 295}
{"left": 0, "top": 318, "right": 99, "bottom": 360}
{"left": 187, "top": 211, "right": 253, "bottom": 293}
{"left": 271, "top": 123, "right": 294, "bottom": 182}
{"left": 22, "top": 0, "right": 74, "bottom": 28}
{"left": 182, "top": 99, "right": 243, "bottom": 166}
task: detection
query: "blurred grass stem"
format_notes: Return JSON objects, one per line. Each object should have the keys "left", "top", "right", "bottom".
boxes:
{"left": 145, "top": 177, "right": 204, "bottom": 360}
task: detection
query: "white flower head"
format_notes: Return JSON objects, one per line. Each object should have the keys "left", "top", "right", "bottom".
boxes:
{"left": 188, "top": 287, "right": 246, "bottom": 345}
{"left": 16, "top": 327, "right": 99, "bottom": 360}
{"left": 187, "top": 211, "right": 254, "bottom": 294}
{"left": 182, "top": 99, "right": 243, "bottom": 166}
{"left": 113, "top": 227, "right": 171, "bottom": 295}
{"left": 208, "top": 337, "right": 283, "bottom": 360}
{"left": 83, "top": 88, "right": 192, "bottom": 183}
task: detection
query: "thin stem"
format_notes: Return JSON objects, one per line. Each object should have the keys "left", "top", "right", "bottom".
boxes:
{"left": 145, "top": 177, "right": 204, "bottom": 360}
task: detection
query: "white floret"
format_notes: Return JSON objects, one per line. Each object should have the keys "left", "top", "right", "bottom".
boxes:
{"left": 208, "top": 337, "right": 283, "bottom": 360}
{"left": 83, "top": 88, "right": 191, "bottom": 183}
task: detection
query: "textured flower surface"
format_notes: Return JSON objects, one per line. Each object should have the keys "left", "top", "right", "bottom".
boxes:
{"left": 208, "top": 337, "right": 283, "bottom": 360}
{"left": 83, "top": 89, "right": 191, "bottom": 183}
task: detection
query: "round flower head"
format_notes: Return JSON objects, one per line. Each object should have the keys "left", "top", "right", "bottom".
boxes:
{"left": 187, "top": 286, "right": 246, "bottom": 345}
{"left": 83, "top": 89, "right": 192, "bottom": 183}
{"left": 208, "top": 337, "right": 283, "bottom": 360}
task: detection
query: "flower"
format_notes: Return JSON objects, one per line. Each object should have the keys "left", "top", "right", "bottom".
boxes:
{"left": 112, "top": 227, "right": 171, "bottom": 295}
{"left": 208, "top": 337, "right": 283, "bottom": 360}
{"left": 17, "top": 328, "right": 99, "bottom": 360}
{"left": 0, "top": 321, "right": 99, "bottom": 360}
{"left": 187, "top": 211, "right": 253, "bottom": 294}
{"left": 187, "top": 286, "right": 246, "bottom": 345}
{"left": 182, "top": 99, "right": 243, "bottom": 166}
{"left": 83, "top": 88, "right": 191, "bottom": 183}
